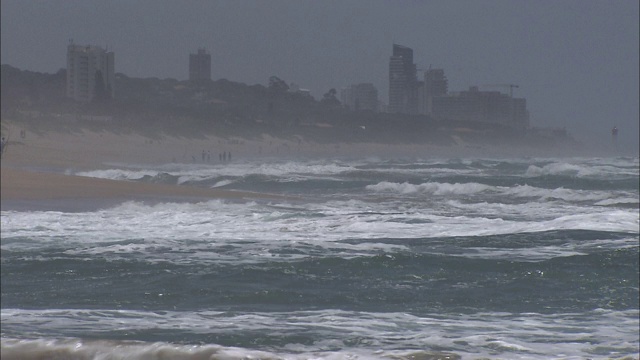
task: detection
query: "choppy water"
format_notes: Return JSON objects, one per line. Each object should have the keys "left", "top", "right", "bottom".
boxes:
{"left": 1, "top": 156, "right": 639, "bottom": 359}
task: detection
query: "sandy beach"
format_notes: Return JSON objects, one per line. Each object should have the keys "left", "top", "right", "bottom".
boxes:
{"left": 0, "top": 167, "right": 287, "bottom": 211}
{"left": 0, "top": 119, "right": 592, "bottom": 211}
{"left": 1, "top": 121, "right": 304, "bottom": 211}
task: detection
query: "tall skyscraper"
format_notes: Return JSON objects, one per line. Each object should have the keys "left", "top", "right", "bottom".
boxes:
{"left": 388, "top": 44, "right": 418, "bottom": 114}
{"left": 189, "top": 48, "right": 211, "bottom": 82}
{"left": 66, "top": 43, "right": 115, "bottom": 102}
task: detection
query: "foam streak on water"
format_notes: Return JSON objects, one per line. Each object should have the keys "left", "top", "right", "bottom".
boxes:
{"left": 2, "top": 156, "right": 639, "bottom": 359}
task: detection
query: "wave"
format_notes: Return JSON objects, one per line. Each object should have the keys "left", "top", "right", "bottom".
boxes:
{"left": 3, "top": 207, "right": 637, "bottom": 268}
{"left": 594, "top": 197, "right": 640, "bottom": 207}
{"left": 0, "top": 337, "right": 283, "bottom": 360}
{"left": 504, "top": 184, "right": 614, "bottom": 202}
{"left": 366, "top": 181, "right": 492, "bottom": 195}
{"left": 75, "top": 168, "right": 160, "bottom": 181}
{"left": 3, "top": 195, "right": 638, "bottom": 260}
{"left": 365, "top": 180, "right": 632, "bottom": 204}
{"left": 525, "top": 161, "right": 639, "bottom": 179}
{"left": 71, "top": 158, "right": 638, "bottom": 196}
{"left": 2, "top": 308, "right": 638, "bottom": 360}
{"left": 77, "top": 161, "right": 356, "bottom": 180}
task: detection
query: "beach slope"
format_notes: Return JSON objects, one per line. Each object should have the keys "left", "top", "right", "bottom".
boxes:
{"left": 1, "top": 168, "right": 282, "bottom": 211}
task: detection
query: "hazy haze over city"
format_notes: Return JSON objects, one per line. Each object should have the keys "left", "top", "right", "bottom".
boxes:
{"left": 1, "top": 0, "right": 638, "bottom": 152}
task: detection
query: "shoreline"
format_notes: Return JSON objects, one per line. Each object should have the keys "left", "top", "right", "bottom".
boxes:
{"left": 0, "top": 119, "right": 630, "bottom": 212}
{"left": 0, "top": 167, "right": 288, "bottom": 212}
{"left": 1, "top": 119, "right": 612, "bottom": 169}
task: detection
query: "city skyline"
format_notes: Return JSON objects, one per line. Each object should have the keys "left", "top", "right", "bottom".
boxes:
{"left": 1, "top": 0, "right": 638, "bottom": 151}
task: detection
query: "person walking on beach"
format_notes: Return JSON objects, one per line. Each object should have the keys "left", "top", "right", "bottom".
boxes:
{"left": 0, "top": 137, "right": 7, "bottom": 158}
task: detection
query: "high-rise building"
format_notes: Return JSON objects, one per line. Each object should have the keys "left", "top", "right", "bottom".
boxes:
{"left": 388, "top": 44, "right": 418, "bottom": 114}
{"left": 424, "top": 69, "right": 448, "bottom": 97}
{"left": 189, "top": 48, "right": 211, "bottom": 82}
{"left": 341, "top": 83, "right": 379, "bottom": 112}
{"left": 421, "top": 69, "right": 448, "bottom": 115}
{"left": 66, "top": 43, "right": 115, "bottom": 102}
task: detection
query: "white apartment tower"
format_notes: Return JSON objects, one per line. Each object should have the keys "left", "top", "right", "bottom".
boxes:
{"left": 66, "top": 44, "right": 115, "bottom": 102}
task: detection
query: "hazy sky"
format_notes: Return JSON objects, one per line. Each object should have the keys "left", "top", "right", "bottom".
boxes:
{"left": 2, "top": 0, "right": 638, "bottom": 151}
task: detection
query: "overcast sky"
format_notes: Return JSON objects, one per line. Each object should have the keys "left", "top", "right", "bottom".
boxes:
{"left": 2, "top": 0, "right": 638, "bottom": 151}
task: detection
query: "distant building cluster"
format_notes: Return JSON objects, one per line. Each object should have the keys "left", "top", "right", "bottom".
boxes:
{"left": 384, "top": 43, "right": 528, "bottom": 128}
{"left": 66, "top": 43, "right": 115, "bottom": 102}
{"left": 336, "top": 43, "right": 529, "bottom": 128}
{"left": 64, "top": 42, "right": 529, "bottom": 128}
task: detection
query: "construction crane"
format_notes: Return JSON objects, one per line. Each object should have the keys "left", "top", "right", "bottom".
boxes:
{"left": 480, "top": 84, "right": 519, "bottom": 97}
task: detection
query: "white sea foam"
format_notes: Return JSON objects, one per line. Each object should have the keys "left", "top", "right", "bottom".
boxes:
{"left": 75, "top": 160, "right": 358, "bottom": 183}
{"left": 0, "top": 337, "right": 280, "bottom": 360}
{"left": 525, "top": 160, "right": 639, "bottom": 178}
{"left": 3, "top": 196, "right": 637, "bottom": 265}
{"left": 366, "top": 181, "right": 492, "bottom": 195}
{"left": 366, "top": 180, "right": 631, "bottom": 205}
{"left": 211, "top": 179, "right": 234, "bottom": 188}
{"left": 525, "top": 162, "right": 588, "bottom": 177}
{"left": 504, "top": 184, "right": 615, "bottom": 202}
{"left": 595, "top": 197, "right": 640, "bottom": 206}
{"left": 75, "top": 168, "right": 159, "bottom": 181}
{"left": 441, "top": 237, "right": 639, "bottom": 262}
{"left": 1, "top": 309, "right": 637, "bottom": 360}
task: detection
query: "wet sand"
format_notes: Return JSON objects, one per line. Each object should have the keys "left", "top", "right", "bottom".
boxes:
{"left": 0, "top": 167, "right": 285, "bottom": 211}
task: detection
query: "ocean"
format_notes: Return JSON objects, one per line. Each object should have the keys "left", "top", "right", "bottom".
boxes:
{"left": 1, "top": 156, "right": 638, "bottom": 359}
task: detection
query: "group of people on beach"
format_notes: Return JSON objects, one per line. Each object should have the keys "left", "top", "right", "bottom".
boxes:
{"left": 198, "top": 149, "right": 231, "bottom": 163}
